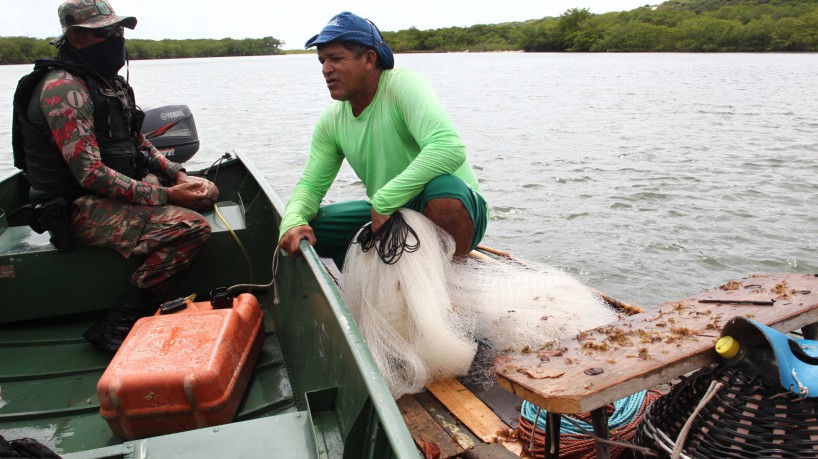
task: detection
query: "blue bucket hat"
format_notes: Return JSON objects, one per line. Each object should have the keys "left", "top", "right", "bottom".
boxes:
{"left": 305, "top": 11, "right": 394, "bottom": 69}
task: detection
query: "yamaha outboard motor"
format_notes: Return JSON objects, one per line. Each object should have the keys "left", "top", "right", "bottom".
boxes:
{"left": 141, "top": 105, "right": 199, "bottom": 163}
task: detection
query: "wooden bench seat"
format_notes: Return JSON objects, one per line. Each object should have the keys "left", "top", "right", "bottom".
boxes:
{"left": 0, "top": 201, "right": 246, "bottom": 257}
{"left": 0, "top": 202, "right": 249, "bottom": 323}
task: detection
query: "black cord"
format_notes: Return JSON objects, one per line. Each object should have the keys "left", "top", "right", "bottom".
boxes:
{"left": 204, "top": 151, "right": 233, "bottom": 183}
{"left": 352, "top": 211, "right": 420, "bottom": 265}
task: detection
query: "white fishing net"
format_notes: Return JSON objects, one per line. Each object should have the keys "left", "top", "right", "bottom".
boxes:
{"left": 454, "top": 255, "right": 618, "bottom": 352}
{"left": 341, "top": 209, "right": 618, "bottom": 398}
{"left": 342, "top": 209, "right": 477, "bottom": 398}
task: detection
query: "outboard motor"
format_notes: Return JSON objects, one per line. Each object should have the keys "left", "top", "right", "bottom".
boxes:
{"left": 141, "top": 105, "right": 199, "bottom": 163}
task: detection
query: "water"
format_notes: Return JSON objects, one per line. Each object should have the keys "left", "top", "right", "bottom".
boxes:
{"left": 1, "top": 53, "right": 816, "bottom": 308}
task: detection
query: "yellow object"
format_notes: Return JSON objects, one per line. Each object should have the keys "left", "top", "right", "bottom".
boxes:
{"left": 716, "top": 336, "right": 740, "bottom": 360}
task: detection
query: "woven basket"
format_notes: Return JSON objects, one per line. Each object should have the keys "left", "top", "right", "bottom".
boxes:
{"left": 635, "top": 363, "right": 818, "bottom": 458}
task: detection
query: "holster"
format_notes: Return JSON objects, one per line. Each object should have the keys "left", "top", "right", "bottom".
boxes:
{"left": 23, "top": 195, "right": 76, "bottom": 253}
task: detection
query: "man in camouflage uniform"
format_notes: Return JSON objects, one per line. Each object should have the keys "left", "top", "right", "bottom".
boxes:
{"left": 12, "top": 0, "right": 217, "bottom": 351}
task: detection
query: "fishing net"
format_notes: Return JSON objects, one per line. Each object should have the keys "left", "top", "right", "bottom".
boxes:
{"left": 455, "top": 251, "right": 619, "bottom": 390}
{"left": 454, "top": 253, "right": 618, "bottom": 352}
{"left": 342, "top": 210, "right": 477, "bottom": 398}
{"left": 342, "top": 209, "right": 619, "bottom": 398}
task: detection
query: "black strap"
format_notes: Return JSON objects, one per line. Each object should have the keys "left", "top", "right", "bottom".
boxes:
{"left": 0, "top": 434, "right": 63, "bottom": 459}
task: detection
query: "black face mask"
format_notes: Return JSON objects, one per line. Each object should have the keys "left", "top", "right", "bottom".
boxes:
{"left": 76, "top": 35, "right": 126, "bottom": 79}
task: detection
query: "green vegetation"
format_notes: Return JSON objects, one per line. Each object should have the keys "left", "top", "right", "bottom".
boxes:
{"left": 0, "top": 37, "right": 55, "bottom": 65}
{"left": 0, "top": 36, "right": 283, "bottom": 65}
{"left": 1, "top": 0, "right": 816, "bottom": 64}
{"left": 384, "top": 0, "right": 818, "bottom": 52}
{"left": 127, "top": 37, "right": 282, "bottom": 60}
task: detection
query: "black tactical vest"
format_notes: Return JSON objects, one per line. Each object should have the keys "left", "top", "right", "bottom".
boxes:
{"left": 12, "top": 56, "right": 146, "bottom": 201}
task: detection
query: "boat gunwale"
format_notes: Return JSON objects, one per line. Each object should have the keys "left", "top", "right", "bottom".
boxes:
{"left": 231, "top": 151, "right": 419, "bottom": 457}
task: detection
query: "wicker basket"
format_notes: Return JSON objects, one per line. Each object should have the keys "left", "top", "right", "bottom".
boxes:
{"left": 635, "top": 363, "right": 818, "bottom": 458}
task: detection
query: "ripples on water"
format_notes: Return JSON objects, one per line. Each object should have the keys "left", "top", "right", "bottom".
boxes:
{"left": 1, "top": 53, "right": 816, "bottom": 308}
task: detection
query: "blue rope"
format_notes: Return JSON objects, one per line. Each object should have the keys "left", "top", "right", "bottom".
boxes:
{"left": 521, "top": 390, "right": 649, "bottom": 435}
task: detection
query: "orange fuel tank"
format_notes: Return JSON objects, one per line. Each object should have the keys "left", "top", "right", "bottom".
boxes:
{"left": 97, "top": 293, "right": 265, "bottom": 440}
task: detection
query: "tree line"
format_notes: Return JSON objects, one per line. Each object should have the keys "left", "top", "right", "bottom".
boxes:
{"left": 127, "top": 37, "right": 283, "bottom": 60}
{"left": 1, "top": 0, "right": 816, "bottom": 65}
{"left": 0, "top": 37, "right": 283, "bottom": 65}
{"left": 382, "top": 0, "right": 818, "bottom": 52}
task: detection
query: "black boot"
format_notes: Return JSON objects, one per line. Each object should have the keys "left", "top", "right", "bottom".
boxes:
{"left": 83, "top": 285, "right": 156, "bottom": 352}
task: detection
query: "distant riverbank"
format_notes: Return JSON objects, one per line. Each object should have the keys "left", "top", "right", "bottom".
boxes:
{"left": 3, "top": 0, "right": 817, "bottom": 65}
{"left": 0, "top": 36, "right": 283, "bottom": 65}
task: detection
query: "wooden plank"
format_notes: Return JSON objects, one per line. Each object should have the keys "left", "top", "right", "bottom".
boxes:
{"left": 428, "top": 378, "right": 508, "bottom": 443}
{"left": 397, "top": 395, "right": 465, "bottom": 459}
{"left": 460, "top": 379, "right": 523, "bottom": 428}
{"left": 494, "top": 273, "right": 818, "bottom": 414}
{"left": 427, "top": 378, "right": 524, "bottom": 457}
{"left": 413, "top": 391, "right": 528, "bottom": 459}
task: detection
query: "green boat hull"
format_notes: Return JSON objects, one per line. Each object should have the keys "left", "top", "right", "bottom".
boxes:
{"left": 0, "top": 152, "right": 417, "bottom": 458}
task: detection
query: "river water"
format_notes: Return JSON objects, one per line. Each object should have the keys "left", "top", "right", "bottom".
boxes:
{"left": 1, "top": 52, "right": 816, "bottom": 308}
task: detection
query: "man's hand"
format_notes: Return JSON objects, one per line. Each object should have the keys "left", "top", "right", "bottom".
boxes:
{"left": 167, "top": 174, "right": 219, "bottom": 211}
{"left": 370, "top": 207, "right": 391, "bottom": 233}
{"left": 166, "top": 181, "right": 209, "bottom": 208}
{"left": 278, "top": 225, "right": 317, "bottom": 259}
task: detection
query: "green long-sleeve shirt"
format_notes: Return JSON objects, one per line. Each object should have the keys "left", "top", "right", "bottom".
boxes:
{"left": 279, "top": 68, "right": 482, "bottom": 239}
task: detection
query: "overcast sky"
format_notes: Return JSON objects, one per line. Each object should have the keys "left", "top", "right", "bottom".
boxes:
{"left": 4, "top": 0, "right": 655, "bottom": 50}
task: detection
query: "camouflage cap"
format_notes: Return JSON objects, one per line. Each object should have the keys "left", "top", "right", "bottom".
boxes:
{"left": 51, "top": 0, "right": 137, "bottom": 45}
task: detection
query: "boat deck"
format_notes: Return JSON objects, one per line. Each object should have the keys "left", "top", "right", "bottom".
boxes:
{"left": 0, "top": 155, "right": 421, "bottom": 458}
{"left": 343, "top": 269, "right": 818, "bottom": 459}
{"left": 320, "top": 256, "right": 530, "bottom": 458}
{"left": 0, "top": 293, "right": 298, "bottom": 456}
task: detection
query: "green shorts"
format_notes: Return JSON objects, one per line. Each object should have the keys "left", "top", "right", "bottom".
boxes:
{"left": 312, "top": 175, "right": 488, "bottom": 268}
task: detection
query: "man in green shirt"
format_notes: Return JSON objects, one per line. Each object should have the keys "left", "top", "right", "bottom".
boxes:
{"left": 278, "top": 11, "right": 487, "bottom": 267}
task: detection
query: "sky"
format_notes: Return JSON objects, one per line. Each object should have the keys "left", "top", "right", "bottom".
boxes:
{"left": 3, "top": 0, "right": 656, "bottom": 50}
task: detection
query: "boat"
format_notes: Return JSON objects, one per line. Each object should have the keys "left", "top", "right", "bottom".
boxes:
{"left": 0, "top": 144, "right": 419, "bottom": 457}
{"left": 0, "top": 104, "right": 650, "bottom": 458}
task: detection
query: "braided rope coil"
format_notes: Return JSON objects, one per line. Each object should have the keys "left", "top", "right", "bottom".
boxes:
{"left": 518, "top": 390, "right": 662, "bottom": 459}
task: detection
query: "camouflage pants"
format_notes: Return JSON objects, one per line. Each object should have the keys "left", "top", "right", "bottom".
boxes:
{"left": 71, "top": 195, "right": 211, "bottom": 292}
